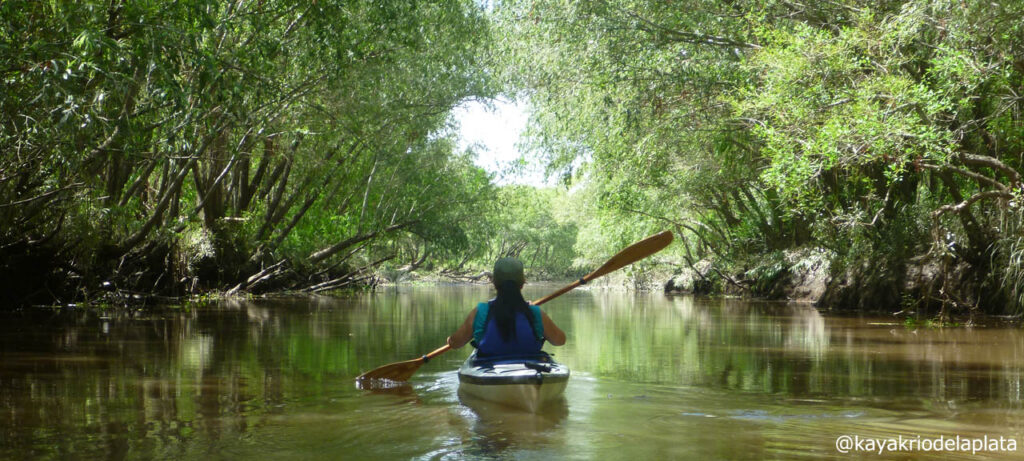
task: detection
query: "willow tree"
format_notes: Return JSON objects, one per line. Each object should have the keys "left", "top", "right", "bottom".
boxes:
{"left": 496, "top": 0, "right": 1024, "bottom": 313}
{"left": 1, "top": 0, "right": 497, "bottom": 305}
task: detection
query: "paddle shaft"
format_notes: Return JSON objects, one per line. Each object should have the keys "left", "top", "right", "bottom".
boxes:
{"left": 415, "top": 231, "right": 673, "bottom": 365}
{"left": 529, "top": 278, "right": 585, "bottom": 307}
{"left": 533, "top": 231, "right": 674, "bottom": 305}
{"left": 422, "top": 344, "right": 451, "bottom": 361}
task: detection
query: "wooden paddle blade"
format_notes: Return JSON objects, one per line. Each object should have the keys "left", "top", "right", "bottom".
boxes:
{"left": 531, "top": 230, "right": 674, "bottom": 306}
{"left": 355, "top": 344, "right": 451, "bottom": 384}
{"left": 588, "top": 230, "right": 673, "bottom": 280}
{"left": 356, "top": 357, "right": 427, "bottom": 383}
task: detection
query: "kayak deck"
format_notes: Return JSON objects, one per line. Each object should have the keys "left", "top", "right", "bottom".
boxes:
{"left": 457, "top": 352, "right": 569, "bottom": 412}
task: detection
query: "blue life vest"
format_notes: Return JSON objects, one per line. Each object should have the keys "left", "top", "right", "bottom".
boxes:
{"left": 472, "top": 300, "right": 544, "bottom": 357}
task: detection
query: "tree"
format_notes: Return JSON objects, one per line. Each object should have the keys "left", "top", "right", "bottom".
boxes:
{"left": 0, "top": 0, "right": 498, "bottom": 305}
{"left": 494, "top": 0, "right": 1024, "bottom": 314}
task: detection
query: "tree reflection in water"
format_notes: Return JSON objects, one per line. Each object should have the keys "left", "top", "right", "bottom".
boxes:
{"left": 0, "top": 287, "right": 1022, "bottom": 459}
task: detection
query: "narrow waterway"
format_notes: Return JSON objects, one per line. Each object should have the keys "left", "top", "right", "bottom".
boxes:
{"left": 1, "top": 285, "right": 1022, "bottom": 459}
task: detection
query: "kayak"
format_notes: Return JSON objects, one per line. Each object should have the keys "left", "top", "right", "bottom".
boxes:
{"left": 457, "top": 351, "right": 569, "bottom": 412}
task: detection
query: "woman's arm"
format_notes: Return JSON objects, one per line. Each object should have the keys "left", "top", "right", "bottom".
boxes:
{"left": 447, "top": 307, "right": 477, "bottom": 349}
{"left": 540, "top": 310, "right": 566, "bottom": 346}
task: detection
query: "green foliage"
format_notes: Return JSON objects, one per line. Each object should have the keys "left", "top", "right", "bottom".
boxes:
{"left": 445, "top": 184, "right": 582, "bottom": 278}
{"left": 744, "top": 251, "right": 787, "bottom": 297}
{"left": 495, "top": 0, "right": 1024, "bottom": 313}
{"left": 0, "top": 0, "right": 501, "bottom": 303}
{"left": 903, "top": 316, "right": 961, "bottom": 329}
{"left": 5, "top": 0, "right": 1024, "bottom": 311}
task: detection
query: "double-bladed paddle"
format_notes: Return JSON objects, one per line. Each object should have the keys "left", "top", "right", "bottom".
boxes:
{"left": 355, "top": 230, "right": 674, "bottom": 383}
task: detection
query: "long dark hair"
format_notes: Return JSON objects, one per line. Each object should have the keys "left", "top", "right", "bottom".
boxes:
{"left": 491, "top": 279, "right": 541, "bottom": 342}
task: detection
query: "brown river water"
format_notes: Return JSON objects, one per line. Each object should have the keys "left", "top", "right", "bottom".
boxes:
{"left": 1, "top": 284, "right": 1022, "bottom": 460}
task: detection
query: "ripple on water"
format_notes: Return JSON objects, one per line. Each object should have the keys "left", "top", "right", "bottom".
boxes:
{"left": 244, "top": 392, "right": 460, "bottom": 459}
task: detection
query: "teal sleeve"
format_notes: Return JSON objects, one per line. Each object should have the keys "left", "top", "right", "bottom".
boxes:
{"left": 472, "top": 302, "right": 489, "bottom": 343}
{"left": 529, "top": 305, "right": 545, "bottom": 339}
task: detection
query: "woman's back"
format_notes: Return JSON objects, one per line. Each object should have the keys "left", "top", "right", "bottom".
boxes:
{"left": 474, "top": 300, "right": 544, "bottom": 357}
{"left": 446, "top": 257, "right": 566, "bottom": 352}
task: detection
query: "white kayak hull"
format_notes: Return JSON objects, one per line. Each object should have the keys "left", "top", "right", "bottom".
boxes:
{"left": 457, "top": 352, "right": 569, "bottom": 412}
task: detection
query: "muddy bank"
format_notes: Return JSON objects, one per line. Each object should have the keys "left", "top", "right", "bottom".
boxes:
{"left": 664, "top": 248, "right": 1010, "bottom": 316}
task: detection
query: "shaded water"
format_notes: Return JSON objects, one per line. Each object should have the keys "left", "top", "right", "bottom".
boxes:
{"left": 1, "top": 285, "right": 1023, "bottom": 459}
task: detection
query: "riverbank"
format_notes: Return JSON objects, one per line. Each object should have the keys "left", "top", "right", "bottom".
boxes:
{"left": 16, "top": 250, "right": 1013, "bottom": 330}
{"left": 663, "top": 247, "right": 1019, "bottom": 321}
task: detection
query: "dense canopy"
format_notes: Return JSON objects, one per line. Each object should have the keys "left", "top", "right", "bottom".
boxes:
{"left": 496, "top": 0, "right": 1024, "bottom": 315}
{"left": 3, "top": 0, "right": 1022, "bottom": 316}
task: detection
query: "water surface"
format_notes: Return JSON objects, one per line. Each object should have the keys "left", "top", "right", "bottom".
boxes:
{"left": 1, "top": 285, "right": 1022, "bottom": 459}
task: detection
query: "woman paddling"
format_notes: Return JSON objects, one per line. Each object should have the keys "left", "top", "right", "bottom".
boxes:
{"left": 447, "top": 257, "right": 566, "bottom": 356}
